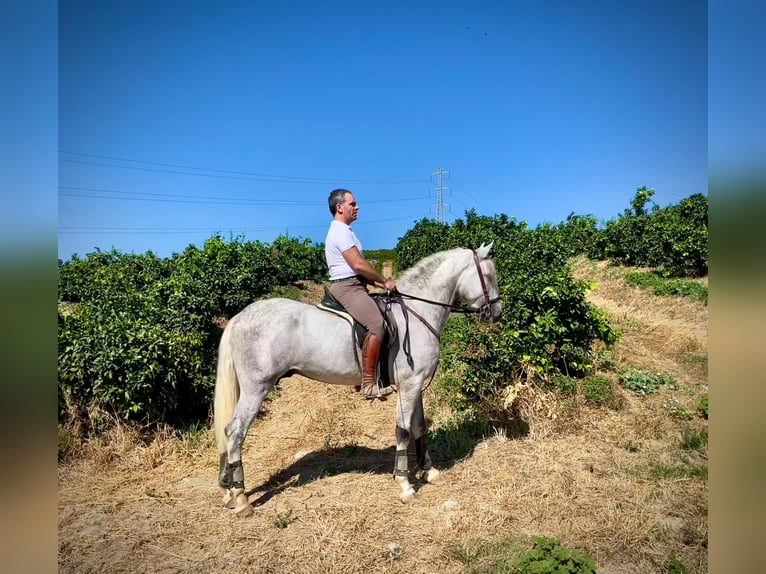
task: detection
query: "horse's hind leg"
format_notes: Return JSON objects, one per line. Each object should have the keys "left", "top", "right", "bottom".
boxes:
{"left": 221, "top": 383, "right": 272, "bottom": 516}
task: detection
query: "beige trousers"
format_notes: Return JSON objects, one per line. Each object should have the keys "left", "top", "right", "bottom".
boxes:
{"left": 328, "top": 278, "right": 384, "bottom": 339}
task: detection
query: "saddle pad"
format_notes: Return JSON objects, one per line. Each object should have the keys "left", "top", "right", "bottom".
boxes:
{"left": 316, "top": 302, "right": 354, "bottom": 326}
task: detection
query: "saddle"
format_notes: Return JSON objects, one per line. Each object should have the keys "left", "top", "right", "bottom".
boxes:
{"left": 316, "top": 288, "right": 398, "bottom": 388}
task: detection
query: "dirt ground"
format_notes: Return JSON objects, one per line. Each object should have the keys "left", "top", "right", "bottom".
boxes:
{"left": 58, "top": 263, "right": 708, "bottom": 573}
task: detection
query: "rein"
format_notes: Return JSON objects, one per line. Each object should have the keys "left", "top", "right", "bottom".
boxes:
{"left": 380, "top": 250, "right": 500, "bottom": 370}
{"left": 390, "top": 250, "right": 501, "bottom": 328}
{"left": 376, "top": 249, "right": 500, "bottom": 394}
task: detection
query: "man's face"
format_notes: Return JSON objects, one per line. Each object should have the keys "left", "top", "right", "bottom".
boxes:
{"left": 340, "top": 192, "right": 359, "bottom": 223}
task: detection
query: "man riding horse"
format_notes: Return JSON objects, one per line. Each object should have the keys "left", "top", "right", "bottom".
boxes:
{"left": 324, "top": 188, "right": 395, "bottom": 399}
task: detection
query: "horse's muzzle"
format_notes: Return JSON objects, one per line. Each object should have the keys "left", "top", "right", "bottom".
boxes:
{"left": 480, "top": 300, "right": 502, "bottom": 323}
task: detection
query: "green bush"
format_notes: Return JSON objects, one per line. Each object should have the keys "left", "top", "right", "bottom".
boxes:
{"left": 445, "top": 537, "right": 596, "bottom": 574}
{"left": 593, "top": 349, "right": 617, "bottom": 371}
{"left": 553, "top": 213, "right": 607, "bottom": 260}
{"left": 58, "top": 298, "right": 214, "bottom": 424}
{"left": 511, "top": 536, "right": 596, "bottom": 574}
{"left": 58, "top": 249, "right": 169, "bottom": 304}
{"left": 395, "top": 211, "right": 619, "bottom": 424}
{"left": 436, "top": 315, "right": 519, "bottom": 412}
{"left": 603, "top": 188, "right": 707, "bottom": 277}
{"left": 58, "top": 235, "right": 326, "bottom": 426}
{"left": 582, "top": 375, "right": 618, "bottom": 406}
{"left": 546, "top": 375, "right": 578, "bottom": 396}
{"left": 619, "top": 368, "right": 675, "bottom": 396}
{"left": 364, "top": 248, "right": 398, "bottom": 275}
{"left": 395, "top": 218, "right": 451, "bottom": 269}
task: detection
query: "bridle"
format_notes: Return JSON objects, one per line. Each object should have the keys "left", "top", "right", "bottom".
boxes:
{"left": 375, "top": 249, "right": 501, "bottom": 393}
{"left": 382, "top": 249, "right": 501, "bottom": 342}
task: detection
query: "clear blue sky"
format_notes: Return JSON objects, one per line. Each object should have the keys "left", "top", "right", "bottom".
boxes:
{"left": 58, "top": 0, "right": 707, "bottom": 260}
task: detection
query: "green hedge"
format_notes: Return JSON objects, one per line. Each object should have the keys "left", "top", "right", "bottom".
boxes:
{"left": 602, "top": 188, "right": 708, "bottom": 277}
{"left": 395, "top": 210, "right": 618, "bottom": 413}
{"left": 58, "top": 235, "right": 326, "bottom": 426}
{"left": 58, "top": 187, "right": 706, "bottom": 429}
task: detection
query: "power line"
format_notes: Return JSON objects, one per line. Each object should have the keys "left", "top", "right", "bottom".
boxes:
{"left": 450, "top": 179, "right": 492, "bottom": 211}
{"left": 59, "top": 188, "right": 321, "bottom": 206}
{"left": 58, "top": 185, "right": 430, "bottom": 206}
{"left": 59, "top": 151, "right": 430, "bottom": 185}
{"left": 58, "top": 214, "right": 423, "bottom": 235}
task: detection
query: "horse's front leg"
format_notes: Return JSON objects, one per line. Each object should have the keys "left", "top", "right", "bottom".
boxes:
{"left": 413, "top": 392, "right": 440, "bottom": 485}
{"left": 393, "top": 380, "right": 424, "bottom": 503}
{"left": 393, "top": 424, "right": 416, "bottom": 503}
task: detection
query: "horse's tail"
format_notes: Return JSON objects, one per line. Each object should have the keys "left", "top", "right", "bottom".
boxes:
{"left": 214, "top": 323, "right": 239, "bottom": 455}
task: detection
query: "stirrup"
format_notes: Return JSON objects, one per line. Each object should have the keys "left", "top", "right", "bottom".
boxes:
{"left": 360, "top": 381, "right": 393, "bottom": 399}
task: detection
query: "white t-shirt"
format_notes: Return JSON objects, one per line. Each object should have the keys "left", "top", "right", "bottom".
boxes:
{"left": 325, "top": 220, "right": 362, "bottom": 280}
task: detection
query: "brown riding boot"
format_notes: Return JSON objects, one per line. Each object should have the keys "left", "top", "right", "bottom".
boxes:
{"left": 360, "top": 331, "right": 393, "bottom": 399}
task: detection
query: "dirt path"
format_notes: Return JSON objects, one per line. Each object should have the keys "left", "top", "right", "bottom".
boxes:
{"left": 58, "top": 270, "right": 708, "bottom": 573}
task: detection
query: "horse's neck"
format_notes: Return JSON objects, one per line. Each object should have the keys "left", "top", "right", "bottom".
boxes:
{"left": 397, "top": 256, "right": 463, "bottom": 333}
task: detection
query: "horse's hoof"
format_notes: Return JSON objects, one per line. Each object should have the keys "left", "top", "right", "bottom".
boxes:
{"left": 399, "top": 487, "right": 417, "bottom": 503}
{"left": 425, "top": 468, "right": 441, "bottom": 484}
{"left": 223, "top": 488, "right": 251, "bottom": 515}
{"left": 234, "top": 501, "right": 254, "bottom": 517}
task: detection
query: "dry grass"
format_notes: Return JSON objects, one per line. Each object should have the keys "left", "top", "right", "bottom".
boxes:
{"left": 58, "top": 264, "right": 708, "bottom": 573}
{"left": 572, "top": 258, "right": 708, "bottom": 387}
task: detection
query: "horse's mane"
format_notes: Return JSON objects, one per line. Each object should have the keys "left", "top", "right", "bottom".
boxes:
{"left": 396, "top": 248, "right": 468, "bottom": 291}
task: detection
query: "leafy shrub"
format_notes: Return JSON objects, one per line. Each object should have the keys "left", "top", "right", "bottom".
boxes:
{"left": 553, "top": 213, "right": 607, "bottom": 260}
{"left": 445, "top": 537, "right": 596, "bottom": 574}
{"left": 582, "top": 375, "right": 619, "bottom": 407}
{"left": 395, "top": 218, "right": 451, "bottom": 269}
{"left": 58, "top": 235, "right": 326, "bottom": 426}
{"left": 395, "top": 210, "right": 619, "bottom": 426}
{"left": 603, "top": 188, "right": 707, "bottom": 277}
{"left": 364, "top": 248, "right": 398, "bottom": 275}
{"left": 546, "top": 375, "right": 578, "bottom": 396}
{"left": 436, "top": 315, "right": 519, "bottom": 412}
{"left": 619, "top": 368, "right": 675, "bottom": 396}
{"left": 593, "top": 348, "right": 617, "bottom": 371}
{"left": 511, "top": 536, "right": 596, "bottom": 574}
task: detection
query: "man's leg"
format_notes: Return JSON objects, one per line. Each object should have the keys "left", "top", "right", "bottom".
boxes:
{"left": 329, "top": 280, "right": 393, "bottom": 398}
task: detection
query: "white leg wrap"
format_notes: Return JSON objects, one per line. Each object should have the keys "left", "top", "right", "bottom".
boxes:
{"left": 425, "top": 467, "right": 441, "bottom": 483}
{"left": 395, "top": 475, "right": 416, "bottom": 503}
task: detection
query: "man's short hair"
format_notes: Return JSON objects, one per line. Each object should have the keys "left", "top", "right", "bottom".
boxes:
{"left": 328, "top": 188, "right": 351, "bottom": 215}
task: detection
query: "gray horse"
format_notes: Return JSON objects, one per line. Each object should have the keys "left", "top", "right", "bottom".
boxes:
{"left": 214, "top": 244, "right": 501, "bottom": 515}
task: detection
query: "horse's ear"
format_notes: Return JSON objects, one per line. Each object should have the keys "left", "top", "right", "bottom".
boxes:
{"left": 476, "top": 242, "right": 494, "bottom": 258}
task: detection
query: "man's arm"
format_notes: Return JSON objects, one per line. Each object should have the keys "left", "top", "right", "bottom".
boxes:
{"left": 342, "top": 247, "right": 396, "bottom": 290}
